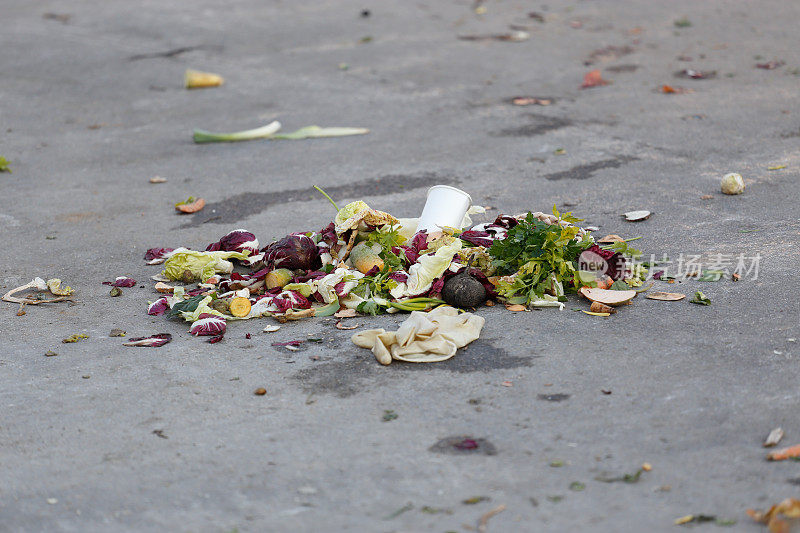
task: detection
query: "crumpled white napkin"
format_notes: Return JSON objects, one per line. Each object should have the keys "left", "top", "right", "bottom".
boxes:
{"left": 351, "top": 306, "right": 485, "bottom": 365}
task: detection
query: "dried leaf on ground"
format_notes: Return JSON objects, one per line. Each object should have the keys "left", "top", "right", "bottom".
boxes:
{"left": 747, "top": 498, "right": 800, "bottom": 532}
{"left": 646, "top": 291, "right": 685, "bottom": 301}
{"left": 597, "top": 234, "right": 625, "bottom": 243}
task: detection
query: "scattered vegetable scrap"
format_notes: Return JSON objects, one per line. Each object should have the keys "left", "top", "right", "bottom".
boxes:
{"left": 175, "top": 197, "right": 206, "bottom": 214}
{"left": 138, "top": 187, "right": 657, "bottom": 358}
{"left": 721, "top": 173, "right": 745, "bottom": 195}
{"left": 756, "top": 61, "right": 785, "bottom": 70}
{"left": 595, "top": 468, "right": 645, "bottom": 483}
{"left": 767, "top": 165, "right": 787, "bottom": 171}
{"left": 678, "top": 69, "right": 716, "bottom": 79}
{"left": 623, "top": 210, "right": 651, "bottom": 222}
{"left": 646, "top": 291, "right": 685, "bottom": 301}
{"left": 149, "top": 176, "right": 167, "bottom": 184}
{"left": 193, "top": 120, "right": 368, "bottom": 144}
{"left": 581, "top": 69, "right": 610, "bottom": 88}
{"left": 184, "top": 69, "right": 224, "bottom": 89}
{"left": 764, "top": 428, "right": 785, "bottom": 448}
{"left": 463, "top": 496, "right": 491, "bottom": 505}
{"left": 458, "top": 31, "right": 530, "bottom": 42}
{"left": 103, "top": 277, "right": 136, "bottom": 287}
{"left": 109, "top": 329, "right": 126, "bottom": 337}
{"left": 3, "top": 277, "right": 74, "bottom": 306}
{"left": 122, "top": 333, "right": 172, "bottom": 347}
{"left": 690, "top": 291, "right": 711, "bottom": 305}
{"left": 661, "top": 84, "right": 691, "bottom": 94}
{"left": 675, "top": 515, "right": 735, "bottom": 526}
{"left": 254, "top": 387, "right": 266, "bottom": 396}
{"left": 62, "top": 334, "right": 88, "bottom": 343}
{"left": 477, "top": 504, "right": 506, "bottom": 533}
{"left": 766, "top": 443, "right": 800, "bottom": 461}
{"left": 0, "top": 156, "right": 11, "bottom": 173}
{"left": 511, "top": 96, "right": 553, "bottom": 106}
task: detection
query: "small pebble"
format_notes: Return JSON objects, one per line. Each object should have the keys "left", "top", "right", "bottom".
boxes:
{"left": 254, "top": 387, "right": 267, "bottom": 396}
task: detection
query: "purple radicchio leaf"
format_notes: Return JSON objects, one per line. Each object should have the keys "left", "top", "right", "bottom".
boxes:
{"left": 123, "top": 333, "right": 172, "bottom": 347}
{"left": 459, "top": 230, "right": 494, "bottom": 247}
{"left": 579, "top": 245, "right": 626, "bottom": 281}
{"left": 103, "top": 277, "right": 136, "bottom": 287}
{"left": 262, "top": 233, "right": 320, "bottom": 270}
{"left": 189, "top": 313, "right": 227, "bottom": 336}
{"left": 147, "top": 297, "right": 169, "bottom": 316}
{"left": 387, "top": 271, "right": 409, "bottom": 283}
{"left": 144, "top": 247, "right": 174, "bottom": 261}
{"left": 271, "top": 290, "right": 312, "bottom": 314}
{"left": 399, "top": 231, "right": 430, "bottom": 266}
{"left": 492, "top": 214, "right": 519, "bottom": 229}
{"left": 207, "top": 334, "right": 225, "bottom": 344}
{"left": 206, "top": 229, "right": 260, "bottom": 256}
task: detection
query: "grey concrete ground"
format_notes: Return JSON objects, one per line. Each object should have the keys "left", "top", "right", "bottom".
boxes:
{"left": 1, "top": 1, "right": 799, "bottom": 531}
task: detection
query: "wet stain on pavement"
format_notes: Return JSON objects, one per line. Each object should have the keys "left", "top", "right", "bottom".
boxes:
{"left": 430, "top": 436, "right": 497, "bottom": 456}
{"left": 494, "top": 114, "right": 573, "bottom": 137}
{"left": 606, "top": 64, "right": 639, "bottom": 73}
{"left": 179, "top": 172, "right": 458, "bottom": 227}
{"left": 293, "top": 354, "right": 384, "bottom": 398}
{"left": 544, "top": 156, "right": 638, "bottom": 181}
{"left": 538, "top": 393, "right": 571, "bottom": 402}
{"left": 292, "top": 339, "right": 535, "bottom": 397}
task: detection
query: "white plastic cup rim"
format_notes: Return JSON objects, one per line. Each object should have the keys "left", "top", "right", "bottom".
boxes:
{"left": 416, "top": 185, "right": 473, "bottom": 233}
{"left": 426, "top": 185, "right": 472, "bottom": 204}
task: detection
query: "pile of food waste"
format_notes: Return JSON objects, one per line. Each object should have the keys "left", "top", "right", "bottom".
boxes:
{"left": 143, "top": 188, "right": 648, "bottom": 342}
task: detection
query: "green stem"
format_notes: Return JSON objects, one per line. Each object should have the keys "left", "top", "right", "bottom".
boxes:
{"left": 624, "top": 236, "right": 643, "bottom": 242}
{"left": 313, "top": 185, "right": 340, "bottom": 212}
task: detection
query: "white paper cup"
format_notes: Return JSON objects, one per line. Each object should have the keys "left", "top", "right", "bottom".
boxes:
{"left": 416, "top": 185, "right": 472, "bottom": 234}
